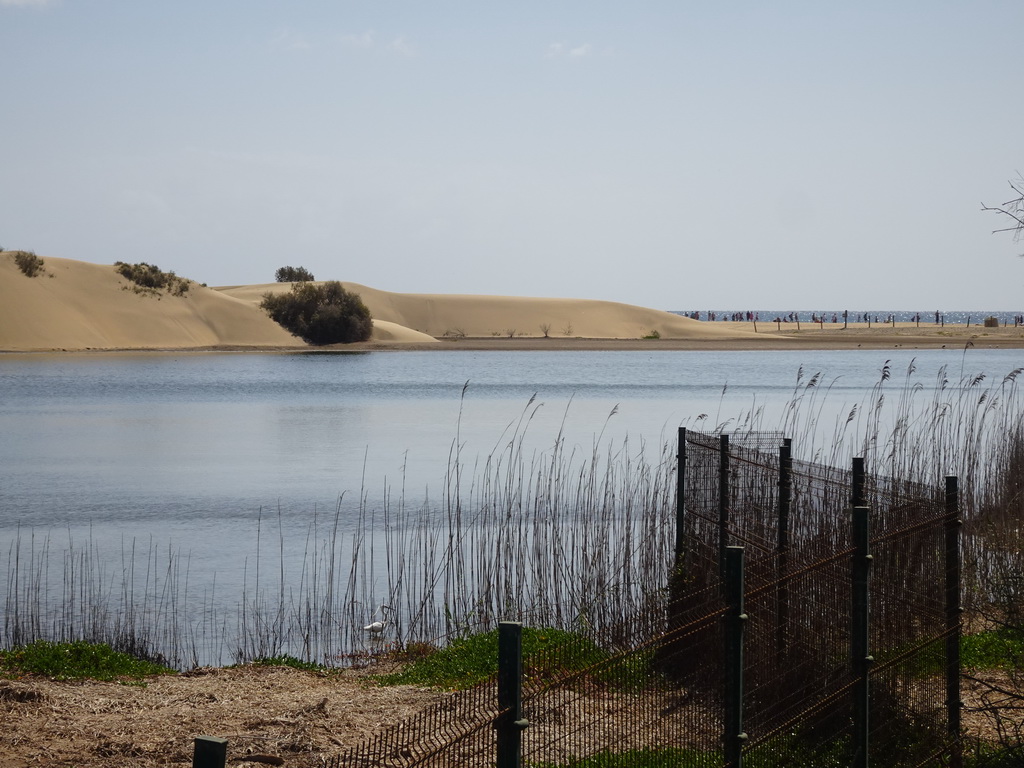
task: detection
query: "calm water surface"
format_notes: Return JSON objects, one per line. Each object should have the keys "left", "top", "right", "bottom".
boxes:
{"left": 1, "top": 347, "right": 1020, "bottom": 638}
{"left": 2, "top": 348, "right": 1019, "bottom": 528}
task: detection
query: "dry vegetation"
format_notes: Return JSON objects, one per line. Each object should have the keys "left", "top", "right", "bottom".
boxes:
{"left": 114, "top": 261, "right": 191, "bottom": 297}
{"left": 7, "top": 249, "right": 50, "bottom": 278}
{"left": 0, "top": 662, "right": 1019, "bottom": 768}
{"left": 0, "top": 663, "right": 444, "bottom": 768}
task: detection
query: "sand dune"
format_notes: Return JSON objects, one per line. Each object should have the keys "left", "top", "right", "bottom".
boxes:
{"left": 4, "top": 253, "right": 1020, "bottom": 352}
{"left": 4, "top": 254, "right": 749, "bottom": 352}
{"left": 218, "top": 282, "right": 756, "bottom": 343}
{"left": 0, "top": 255, "right": 303, "bottom": 351}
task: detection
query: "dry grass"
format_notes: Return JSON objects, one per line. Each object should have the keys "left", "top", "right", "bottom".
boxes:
{"left": 0, "top": 663, "right": 444, "bottom": 768}
{"left": 0, "top": 662, "right": 1017, "bottom": 767}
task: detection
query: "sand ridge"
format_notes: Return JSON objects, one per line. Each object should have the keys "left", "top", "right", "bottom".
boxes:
{"left": 2, "top": 253, "right": 1023, "bottom": 352}
{"left": 0, "top": 255, "right": 303, "bottom": 352}
{"left": 217, "top": 281, "right": 766, "bottom": 344}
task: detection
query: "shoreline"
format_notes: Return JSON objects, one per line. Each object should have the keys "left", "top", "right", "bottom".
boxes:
{"left": 3, "top": 322, "right": 1024, "bottom": 355}
{"left": 352, "top": 322, "right": 1024, "bottom": 351}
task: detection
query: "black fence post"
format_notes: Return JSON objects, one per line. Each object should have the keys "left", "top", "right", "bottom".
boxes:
{"left": 776, "top": 439, "right": 792, "bottom": 664}
{"left": 778, "top": 439, "right": 792, "bottom": 553}
{"left": 675, "top": 427, "right": 687, "bottom": 564}
{"left": 719, "top": 434, "right": 731, "bottom": 581}
{"left": 496, "top": 621, "right": 528, "bottom": 768}
{"left": 851, "top": 457, "right": 865, "bottom": 508}
{"left": 851, "top": 506, "right": 872, "bottom": 768}
{"left": 724, "top": 546, "right": 748, "bottom": 768}
{"left": 193, "top": 736, "right": 227, "bottom": 768}
{"left": 946, "top": 476, "right": 963, "bottom": 768}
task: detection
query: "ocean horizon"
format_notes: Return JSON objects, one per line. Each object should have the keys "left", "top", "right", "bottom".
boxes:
{"left": 672, "top": 309, "right": 1023, "bottom": 324}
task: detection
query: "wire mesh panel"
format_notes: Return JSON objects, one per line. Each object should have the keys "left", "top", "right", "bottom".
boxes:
{"left": 327, "top": 682, "right": 499, "bottom": 767}
{"left": 682, "top": 430, "right": 957, "bottom": 766}
{"left": 332, "top": 430, "right": 959, "bottom": 767}
{"left": 520, "top": 600, "right": 725, "bottom": 766}
{"left": 743, "top": 551, "right": 855, "bottom": 755}
{"left": 869, "top": 506, "right": 957, "bottom": 767}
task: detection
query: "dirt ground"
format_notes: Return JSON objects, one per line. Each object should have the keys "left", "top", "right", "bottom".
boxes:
{"left": 1, "top": 664, "right": 1019, "bottom": 767}
{"left": 0, "top": 664, "right": 446, "bottom": 768}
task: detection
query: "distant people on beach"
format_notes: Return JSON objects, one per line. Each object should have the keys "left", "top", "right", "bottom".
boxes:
{"left": 680, "top": 310, "right": 1023, "bottom": 325}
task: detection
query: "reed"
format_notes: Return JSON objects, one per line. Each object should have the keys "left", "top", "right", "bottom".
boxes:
{"left": 2, "top": 359, "right": 1022, "bottom": 669}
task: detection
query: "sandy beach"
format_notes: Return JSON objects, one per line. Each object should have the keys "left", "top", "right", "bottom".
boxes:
{"left": 3, "top": 254, "right": 1023, "bottom": 352}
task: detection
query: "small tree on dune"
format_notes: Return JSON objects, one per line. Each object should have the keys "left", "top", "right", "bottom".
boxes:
{"left": 275, "top": 266, "right": 316, "bottom": 282}
{"left": 261, "top": 281, "right": 372, "bottom": 344}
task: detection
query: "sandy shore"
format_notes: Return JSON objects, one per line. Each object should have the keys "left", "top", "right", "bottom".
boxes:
{"left": 337, "top": 324, "right": 1024, "bottom": 352}
{"left": 2, "top": 253, "right": 1022, "bottom": 352}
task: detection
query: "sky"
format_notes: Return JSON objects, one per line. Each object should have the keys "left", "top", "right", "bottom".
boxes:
{"left": 2, "top": 1, "right": 1022, "bottom": 312}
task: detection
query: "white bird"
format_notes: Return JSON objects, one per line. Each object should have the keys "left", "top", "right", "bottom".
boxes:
{"left": 363, "top": 604, "right": 390, "bottom": 635}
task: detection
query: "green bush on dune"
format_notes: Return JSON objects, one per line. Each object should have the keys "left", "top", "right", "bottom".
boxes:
{"left": 260, "top": 281, "right": 373, "bottom": 345}
{"left": 274, "top": 265, "right": 316, "bottom": 282}
{"left": 114, "top": 261, "right": 190, "bottom": 296}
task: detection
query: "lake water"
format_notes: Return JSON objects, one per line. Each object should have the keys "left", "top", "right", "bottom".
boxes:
{"left": 1, "top": 347, "right": 1012, "bottom": 525}
{"left": 1, "top": 347, "right": 1021, "bottom": 663}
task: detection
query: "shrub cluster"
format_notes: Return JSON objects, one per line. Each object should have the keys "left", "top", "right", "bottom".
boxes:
{"left": 10, "top": 250, "right": 46, "bottom": 278}
{"left": 114, "top": 261, "right": 190, "bottom": 296}
{"left": 260, "top": 281, "right": 373, "bottom": 344}
{"left": 275, "top": 265, "right": 315, "bottom": 282}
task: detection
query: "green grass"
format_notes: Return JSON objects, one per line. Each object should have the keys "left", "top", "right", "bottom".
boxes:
{"left": 529, "top": 740, "right": 846, "bottom": 768}
{"left": 530, "top": 747, "right": 712, "bottom": 768}
{"left": 961, "top": 628, "right": 1024, "bottom": 670}
{"left": 375, "top": 627, "right": 651, "bottom": 691}
{"left": 896, "top": 628, "right": 1024, "bottom": 676}
{"left": 0, "top": 640, "right": 176, "bottom": 682}
{"left": 965, "top": 742, "right": 1024, "bottom": 767}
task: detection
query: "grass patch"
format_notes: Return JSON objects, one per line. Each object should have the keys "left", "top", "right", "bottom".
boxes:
{"left": 531, "top": 747, "right": 711, "bottom": 768}
{"left": 531, "top": 741, "right": 846, "bottom": 768}
{"left": 890, "top": 628, "right": 1024, "bottom": 676}
{"left": 0, "top": 640, "right": 175, "bottom": 682}
{"left": 375, "top": 627, "right": 651, "bottom": 691}
{"left": 961, "top": 628, "right": 1024, "bottom": 670}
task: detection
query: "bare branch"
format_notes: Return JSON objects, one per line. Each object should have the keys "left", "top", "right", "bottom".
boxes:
{"left": 982, "top": 176, "right": 1024, "bottom": 239}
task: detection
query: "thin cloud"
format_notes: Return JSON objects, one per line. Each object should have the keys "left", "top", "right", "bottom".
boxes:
{"left": 270, "top": 27, "right": 311, "bottom": 52}
{"left": 546, "top": 41, "right": 594, "bottom": 59}
{"left": 0, "top": 0, "right": 54, "bottom": 6}
{"left": 341, "top": 31, "right": 375, "bottom": 49}
{"left": 387, "top": 35, "right": 416, "bottom": 57}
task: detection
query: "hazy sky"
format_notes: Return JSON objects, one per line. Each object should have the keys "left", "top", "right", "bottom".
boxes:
{"left": 2, "top": 1, "right": 1022, "bottom": 311}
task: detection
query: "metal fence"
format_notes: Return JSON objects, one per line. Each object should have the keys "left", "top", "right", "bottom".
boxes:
{"left": 330, "top": 429, "right": 961, "bottom": 767}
